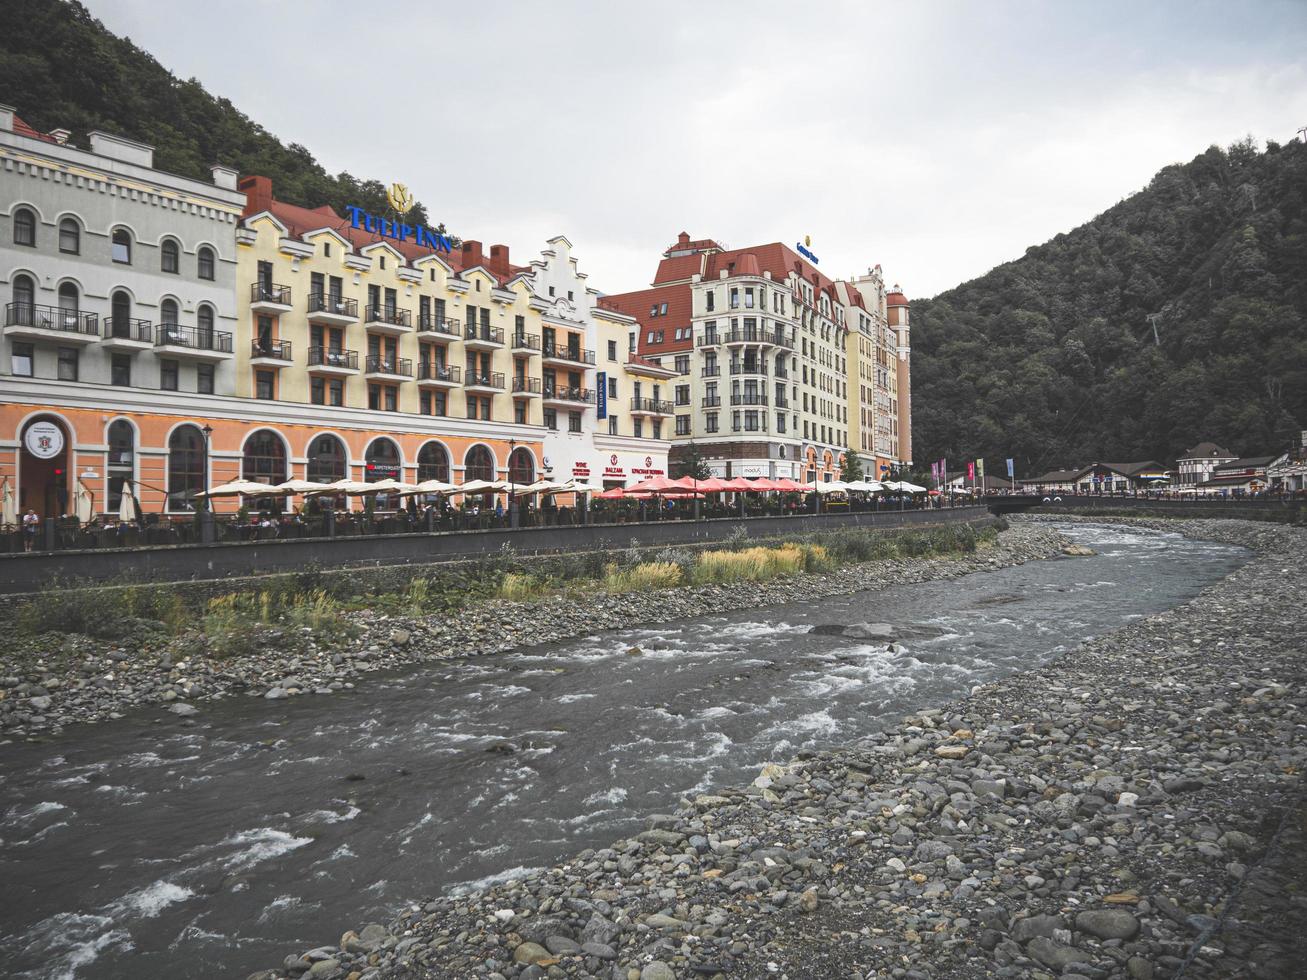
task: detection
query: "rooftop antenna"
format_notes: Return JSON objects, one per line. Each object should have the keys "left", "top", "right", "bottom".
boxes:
{"left": 1298, "top": 125, "right": 1307, "bottom": 143}
{"left": 1146, "top": 312, "right": 1162, "bottom": 346}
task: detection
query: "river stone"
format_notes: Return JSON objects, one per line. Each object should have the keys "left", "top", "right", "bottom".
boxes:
{"left": 581, "top": 941, "right": 617, "bottom": 960}
{"left": 645, "top": 913, "right": 684, "bottom": 930}
{"left": 641, "top": 963, "right": 676, "bottom": 980}
{"left": 169, "top": 703, "right": 199, "bottom": 716}
{"left": 798, "top": 887, "right": 819, "bottom": 912}
{"left": 913, "top": 840, "right": 953, "bottom": 862}
{"left": 513, "top": 941, "right": 551, "bottom": 965}
{"left": 1027, "top": 936, "right": 1085, "bottom": 970}
{"left": 582, "top": 914, "right": 621, "bottom": 946}
{"left": 307, "top": 960, "right": 340, "bottom": 978}
{"left": 545, "top": 935, "right": 580, "bottom": 954}
{"left": 1076, "top": 908, "right": 1140, "bottom": 940}
{"left": 1011, "top": 913, "right": 1067, "bottom": 943}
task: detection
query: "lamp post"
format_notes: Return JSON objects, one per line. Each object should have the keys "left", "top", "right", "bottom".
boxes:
{"left": 200, "top": 424, "right": 214, "bottom": 542}
{"left": 507, "top": 438, "right": 518, "bottom": 529}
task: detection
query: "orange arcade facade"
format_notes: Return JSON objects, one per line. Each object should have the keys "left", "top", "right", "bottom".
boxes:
{"left": 0, "top": 108, "right": 621, "bottom": 519}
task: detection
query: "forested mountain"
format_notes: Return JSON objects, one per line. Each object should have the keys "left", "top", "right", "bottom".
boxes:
{"left": 0, "top": 0, "right": 436, "bottom": 228}
{"left": 911, "top": 137, "right": 1307, "bottom": 475}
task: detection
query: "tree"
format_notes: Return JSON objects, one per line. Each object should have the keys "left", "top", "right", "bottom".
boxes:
{"left": 840, "top": 447, "right": 863, "bottom": 482}
{"left": 672, "top": 443, "right": 712, "bottom": 480}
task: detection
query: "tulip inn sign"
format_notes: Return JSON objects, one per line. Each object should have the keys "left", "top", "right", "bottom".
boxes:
{"left": 346, "top": 183, "right": 453, "bottom": 253}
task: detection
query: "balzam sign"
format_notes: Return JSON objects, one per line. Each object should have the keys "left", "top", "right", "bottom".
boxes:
{"left": 345, "top": 205, "right": 453, "bottom": 254}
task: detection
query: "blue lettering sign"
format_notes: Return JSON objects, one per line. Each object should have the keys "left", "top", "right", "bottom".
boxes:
{"left": 347, "top": 205, "right": 453, "bottom": 254}
{"left": 596, "top": 372, "right": 608, "bottom": 420}
{"left": 796, "top": 243, "right": 820, "bottom": 265}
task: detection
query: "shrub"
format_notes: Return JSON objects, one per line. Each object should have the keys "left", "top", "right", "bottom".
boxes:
{"left": 202, "top": 587, "right": 349, "bottom": 657}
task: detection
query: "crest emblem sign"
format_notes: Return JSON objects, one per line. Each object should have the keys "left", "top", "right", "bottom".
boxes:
{"left": 24, "top": 420, "right": 64, "bottom": 460}
{"left": 386, "top": 182, "right": 415, "bottom": 217}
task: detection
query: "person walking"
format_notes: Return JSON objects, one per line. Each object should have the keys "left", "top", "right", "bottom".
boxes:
{"left": 22, "top": 506, "right": 39, "bottom": 552}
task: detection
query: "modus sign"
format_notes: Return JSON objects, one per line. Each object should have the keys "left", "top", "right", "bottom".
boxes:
{"left": 346, "top": 205, "right": 453, "bottom": 254}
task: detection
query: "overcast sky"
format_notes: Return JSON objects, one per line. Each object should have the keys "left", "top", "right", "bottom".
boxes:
{"left": 85, "top": 0, "right": 1307, "bottom": 299}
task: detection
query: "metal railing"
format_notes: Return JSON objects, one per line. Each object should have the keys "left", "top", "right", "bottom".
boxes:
{"left": 308, "top": 294, "right": 358, "bottom": 319}
{"left": 730, "top": 393, "right": 769, "bottom": 406}
{"left": 541, "top": 341, "right": 595, "bottom": 364}
{"left": 418, "top": 313, "right": 460, "bottom": 337}
{"left": 251, "top": 282, "right": 292, "bottom": 305}
{"left": 511, "top": 332, "right": 541, "bottom": 351}
{"left": 465, "top": 371, "right": 505, "bottom": 389}
{"left": 5, "top": 302, "right": 99, "bottom": 336}
{"left": 364, "top": 305, "right": 412, "bottom": 328}
{"left": 308, "top": 347, "right": 358, "bottom": 369}
{"left": 105, "top": 316, "right": 152, "bottom": 342}
{"left": 542, "top": 384, "right": 595, "bottom": 403}
{"left": 365, "top": 355, "right": 412, "bottom": 377}
{"left": 465, "top": 324, "right": 505, "bottom": 345}
{"left": 418, "top": 362, "right": 461, "bottom": 383}
{"left": 156, "top": 324, "right": 234, "bottom": 352}
{"left": 730, "top": 362, "right": 768, "bottom": 375}
{"left": 252, "top": 339, "right": 293, "bottom": 360}
{"left": 512, "top": 376, "right": 542, "bottom": 394}
{"left": 631, "top": 397, "right": 674, "bottom": 414}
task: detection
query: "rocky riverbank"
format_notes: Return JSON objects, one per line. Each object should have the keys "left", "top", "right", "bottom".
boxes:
{"left": 256, "top": 518, "right": 1305, "bottom": 980}
{"left": 0, "top": 523, "right": 1064, "bottom": 741}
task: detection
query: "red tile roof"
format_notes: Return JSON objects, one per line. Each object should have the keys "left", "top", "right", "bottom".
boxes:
{"left": 11, "top": 114, "right": 57, "bottom": 143}
{"left": 887, "top": 289, "right": 909, "bottom": 306}
{"left": 599, "top": 284, "right": 693, "bottom": 355}
{"left": 652, "top": 253, "right": 705, "bottom": 284}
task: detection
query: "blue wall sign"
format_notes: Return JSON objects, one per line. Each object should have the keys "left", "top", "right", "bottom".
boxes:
{"left": 596, "top": 371, "right": 608, "bottom": 419}
{"left": 346, "top": 205, "right": 453, "bottom": 253}
{"left": 796, "top": 242, "right": 820, "bottom": 265}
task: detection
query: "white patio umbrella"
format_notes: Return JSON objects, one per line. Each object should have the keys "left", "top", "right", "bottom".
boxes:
{"left": 401, "top": 479, "right": 459, "bottom": 496}
{"left": 308, "top": 478, "right": 375, "bottom": 495}
{"left": 895, "top": 481, "right": 928, "bottom": 493}
{"left": 844, "top": 480, "right": 885, "bottom": 493}
{"left": 118, "top": 480, "right": 142, "bottom": 522}
{"left": 2, "top": 477, "right": 17, "bottom": 526}
{"left": 197, "top": 479, "right": 272, "bottom": 498}
{"left": 457, "top": 479, "right": 509, "bottom": 494}
{"left": 512, "top": 479, "right": 569, "bottom": 495}
{"left": 357, "top": 478, "right": 417, "bottom": 494}
{"left": 75, "top": 480, "right": 94, "bottom": 523}
{"left": 273, "top": 479, "right": 334, "bottom": 495}
{"left": 556, "top": 480, "right": 604, "bottom": 495}
{"left": 814, "top": 480, "right": 850, "bottom": 494}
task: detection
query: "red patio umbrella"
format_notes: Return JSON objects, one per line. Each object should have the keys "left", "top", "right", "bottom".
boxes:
{"left": 689, "top": 477, "right": 733, "bottom": 493}
{"left": 595, "top": 487, "right": 627, "bottom": 499}
{"left": 626, "top": 475, "right": 690, "bottom": 494}
{"left": 770, "top": 478, "right": 806, "bottom": 491}
{"left": 721, "top": 477, "right": 759, "bottom": 492}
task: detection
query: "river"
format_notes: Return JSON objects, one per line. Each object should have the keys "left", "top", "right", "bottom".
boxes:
{"left": 0, "top": 523, "right": 1249, "bottom": 979}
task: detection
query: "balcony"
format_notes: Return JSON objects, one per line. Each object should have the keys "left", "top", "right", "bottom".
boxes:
{"left": 730, "top": 362, "right": 768, "bottom": 375}
{"left": 730, "top": 393, "right": 769, "bottom": 406}
{"left": 696, "top": 331, "right": 721, "bottom": 347}
{"left": 364, "top": 304, "right": 412, "bottom": 335}
{"left": 251, "top": 339, "right": 293, "bottom": 367}
{"left": 541, "top": 341, "right": 595, "bottom": 366}
{"left": 100, "top": 316, "right": 153, "bottom": 352}
{"left": 250, "top": 282, "right": 293, "bottom": 313}
{"left": 308, "top": 346, "right": 359, "bottom": 375}
{"left": 701, "top": 396, "right": 722, "bottom": 408}
{"left": 701, "top": 365, "right": 720, "bottom": 377}
{"left": 775, "top": 395, "right": 790, "bottom": 409}
{"left": 512, "top": 376, "right": 542, "bottom": 397}
{"left": 630, "top": 397, "right": 674, "bottom": 416}
{"left": 365, "top": 355, "right": 413, "bottom": 381}
{"left": 774, "top": 366, "right": 789, "bottom": 380}
{"left": 154, "top": 324, "right": 234, "bottom": 361}
{"left": 465, "top": 371, "right": 505, "bottom": 392}
{"left": 542, "top": 384, "right": 594, "bottom": 406}
{"left": 511, "top": 332, "right": 540, "bottom": 354}
{"left": 770, "top": 329, "right": 795, "bottom": 350}
{"left": 416, "top": 362, "right": 461, "bottom": 388}
{"left": 723, "top": 327, "right": 776, "bottom": 346}
{"left": 308, "top": 294, "right": 358, "bottom": 327}
{"left": 418, "top": 314, "right": 460, "bottom": 340}
{"left": 464, "top": 324, "right": 505, "bottom": 349}
{"left": 4, "top": 303, "right": 100, "bottom": 344}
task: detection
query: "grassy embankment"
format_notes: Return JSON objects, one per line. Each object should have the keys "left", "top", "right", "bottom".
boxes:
{"left": 9, "top": 521, "right": 1001, "bottom": 658}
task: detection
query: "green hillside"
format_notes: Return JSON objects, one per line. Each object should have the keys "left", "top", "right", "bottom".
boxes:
{"left": 911, "top": 137, "right": 1307, "bottom": 474}
{"left": 0, "top": 0, "right": 434, "bottom": 227}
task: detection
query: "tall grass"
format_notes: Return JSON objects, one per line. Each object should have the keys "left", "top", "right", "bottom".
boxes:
{"left": 603, "top": 561, "right": 684, "bottom": 593}
{"left": 203, "top": 588, "right": 349, "bottom": 657}
{"left": 690, "top": 542, "right": 828, "bottom": 584}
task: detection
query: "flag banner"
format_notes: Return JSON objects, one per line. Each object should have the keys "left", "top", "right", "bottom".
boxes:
{"left": 1006, "top": 457, "right": 1015, "bottom": 478}
{"left": 967, "top": 462, "right": 975, "bottom": 482}
{"left": 977, "top": 458, "right": 985, "bottom": 486}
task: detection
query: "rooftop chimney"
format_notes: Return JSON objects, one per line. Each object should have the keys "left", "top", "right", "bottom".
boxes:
{"left": 461, "top": 240, "right": 484, "bottom": 267}
{"left": 48, "top": 128, "right": 71, "bottom": 145}
{"left": 488, "top": 244, "right": 510, "bottom": 275}
{"left": 88, "top": 130, "right": 154, "bottom": 168}
{"left": 0, "top": 104, "right": 13, "bottom": 132}
{"left": 210, "top": 164, "right": 239, "bottom": 190}
{"left": 238, "top": 175, "right": 273, "bottom": 213}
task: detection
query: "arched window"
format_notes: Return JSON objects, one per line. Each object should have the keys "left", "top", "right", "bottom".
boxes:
{"left": 110, "top": 290, "right": 132, "bottom": 339}
{"left": 417, "top": 442, "right": 450, "bottom": 483}
{"left": 307, "top": 434, "right": 346, "bottom": 485}
{"left": 197, "top": 303, "right": 214, "bottom": 347}
{"left": 197, "top": 246, "right": 215, "bottom": 281}
{"left": 508, "top": 447, "right": 534, "bottom": 486}
{"left": 57, "top": 282, "right": 79, "bottom": 329}
{"left": 161, "top": 238, "right": 180, "bottom": 274}
{"left": 365, "top": 438, "right": 401, "bottom": 481}
{"left": 160, "top": 298, "right": 180, "bottom": 343}
{"left": 59, "top": 218, "right": 80, "bottom": 254}
{"left": 160, "top": 298, "right": 179, "bottom": 324}
{"left": 242, "top": 429, "right": 287, "bottom": 486}
{"left": 463, "top": 445, "right": 495, "bottom": 483}
{"left": 12, "top": 274, "right": 36, "bottom": 323}
{"left": 12, "top": 207, "right": 36, "bottom": 247}
{"left": 111, "top": 228, "right": 131, "bottom": 264}
{"left": 107, "top": 420, "right": 135, "bottom": 512}
{"left": 167, "top": 424, "right": 206, "bottom": 511}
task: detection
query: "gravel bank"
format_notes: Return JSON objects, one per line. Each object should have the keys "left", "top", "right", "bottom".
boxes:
{"left": 0, "top": 523, "right": 1063, "bottom": 741}
{"left": 254, "top": 519, "right": 1304, "bottom": 980}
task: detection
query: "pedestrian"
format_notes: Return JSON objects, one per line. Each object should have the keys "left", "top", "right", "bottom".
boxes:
{"left": 22, "top": 506, "right": 39, "bottom": 551}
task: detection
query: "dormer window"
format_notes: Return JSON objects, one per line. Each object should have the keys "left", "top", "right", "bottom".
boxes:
{"left": 380, "top": 256, "right": 386, "bottom": 270}
{"left": 324, "top": 243, "right": 332, "bottom": 257}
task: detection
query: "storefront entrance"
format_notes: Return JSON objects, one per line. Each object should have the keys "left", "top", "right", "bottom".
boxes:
{"left": 20, "top": 417, "right": 70, "bottom": 519}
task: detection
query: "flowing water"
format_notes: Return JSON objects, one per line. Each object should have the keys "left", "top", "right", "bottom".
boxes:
{"left": 0, "top": 524, "right": 1248, "bottom": 979}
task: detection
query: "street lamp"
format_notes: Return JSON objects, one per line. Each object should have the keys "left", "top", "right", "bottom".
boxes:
{"left": 200, "top": 424, "right": 214, "bottom": 509}
{"left": 507, "top": 438, "right": 517, "bottom": 528}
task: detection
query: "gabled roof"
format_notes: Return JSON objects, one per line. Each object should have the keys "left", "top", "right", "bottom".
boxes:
{"left": 1089, "top": 460, "right": 1168, "bottom": 477}
{"left": 1024, "top": 469, "right": 1080, "bottom": 483}
{"left": 1213, "top": 455, "right": 1278, "bottom": 471}
{"left": 11, "top": 114, "right": 57, "bottom": 143}
{"left": 598, "top": 284, "right": 693, "bottom": 353}
{"left": 1178, "top": 441, "right": 1235, "bottom": 460}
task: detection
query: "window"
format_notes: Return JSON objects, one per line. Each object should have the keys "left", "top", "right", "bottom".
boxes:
{"left": 463, "top": 444, "right": 495, "bottom": 483}
{"left": 197, "top": 304, "right": 215, "bottom": 345}
{"left": 161, "top": 359, "right": 179, "bottom": 391}
{"left": 705, "top": 412, "right": 718, "bottom": 434}
{"left": 608, "top": 415, "right": 619, "bottom": 435}
{"left": 57, "top": 346, "right": 79, "bottom": 381}
{"left": 13, "top": 207, "right": 36, "bottom": 246}
{"left": 167, "top": 424, "right": 206, "bottom": 510}
{"left": 307, "top": 434, "right": 347, "bottom": 485}
{"left": 197, "top": 246, "right": 215, "bottom": 280}
{"left": 57, "top": 282, "right": 79, "bottom": 327}
{"left": 112, "top": 229, "right": 131, "bottom": 264}
{"left": 567, "top": 290, "right": 574, "bottom": 301}
{"left": 329, "top": 379, "right": 344, "bottom": 406}
{"left": 111, "top": 354, "right": 131, "bottom": 387}
{"left": 11, "top": 342, "right": 34, "bottom": 377}
{"left": 255, "top": 370, "right": 275, "bottom": 400}
{"left": 675, "top": 416, "right": 690, "bottom": 435}
{"left": 197, "top": 363, "right": 214, "bottom": 394}
{"left": 607, "top": 340, "right": 617, "bottom": 360}
{"left": 628, "top": 332, "right": 636, "bottom": 352}
{"left": 543, "top": 408, "right": 558, "bottom": 430}
{"left": 107, "top": 420, "right": 135, "bottom": 512}
{"left": 59, "top": 219, "right": 80, "bottom": 254}
{"left": 417, "top": 442, "right": 450, "bottom": 482}
{"left": 161, "top": 239, "right": 180, "bottom": 274}
{"left": 705, "top": 290, "right": 715, "bottom": 312}
{"left": 660, "top": 303, "right": 668, "bottom": 315}
{"left": 633, "top": 418, "right": 643, "bottom": 438}
{"left": 514, "top": 402, "right": 526, "bottom": 424}
{"left": 311, "top": 377, "right": 326, "bottom": 405}
{"left": 675, "top": 355, "right": 690, "bottom": 374}
{"left": 607, "top": 377, "right": 618, "bottom": 398}
{"left": 652, "top": 420, "right": 662, "bottom": 439}
{"left": 675, "top": 384, "right": 689, "bottom": 405}
{"left": 508, "top": 447, "right": 534, "bottom": 486}
{"left": 243, "top": 429, "right": 288, "bottom": 488}
{"left": 568, "top": 411, "right": 582, "bottom": 433}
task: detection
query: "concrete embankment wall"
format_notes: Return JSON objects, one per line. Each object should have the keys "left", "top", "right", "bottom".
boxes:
{"left": 0, "top": 506, "right": 993, "bottom": 596}
{"left": 1036, "top": 497, "right": 1305, "bottom": 523}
